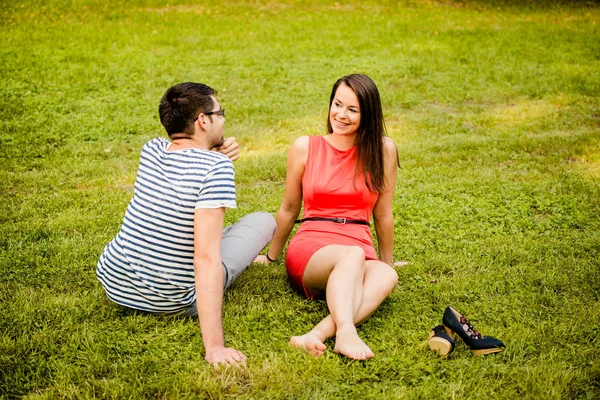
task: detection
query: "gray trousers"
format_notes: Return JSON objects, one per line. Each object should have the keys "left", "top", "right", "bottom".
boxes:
{"left": 169, "top": 211, "right": 276, "bottom": 318}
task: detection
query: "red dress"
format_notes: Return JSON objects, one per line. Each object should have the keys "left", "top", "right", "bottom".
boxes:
{"left": 285, "top": 136, "right": 379, "bottom": 298}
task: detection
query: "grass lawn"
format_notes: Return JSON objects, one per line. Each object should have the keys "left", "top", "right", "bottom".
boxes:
{"left": 1, "top": 0, "right": 599, "bottom": 398}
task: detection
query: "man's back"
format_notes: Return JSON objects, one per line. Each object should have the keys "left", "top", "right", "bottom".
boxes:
{"left": 96, "top": 82, "right": 275, "bottom": 367}
{"left": 96, "top": 137, "right": 236, "bottom": 313}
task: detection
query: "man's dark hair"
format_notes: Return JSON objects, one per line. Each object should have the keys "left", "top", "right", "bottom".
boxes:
{"left": 158, "top": 82, "right": 216, "bottom": 138}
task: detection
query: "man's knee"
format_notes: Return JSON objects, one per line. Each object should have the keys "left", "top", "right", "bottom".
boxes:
{"left": 243, "top": 212, "right": 276, "bottom": 238}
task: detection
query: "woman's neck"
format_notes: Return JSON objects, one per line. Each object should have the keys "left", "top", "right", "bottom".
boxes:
{"left": 325, "top": 133, "right": 357, "bottom": 151}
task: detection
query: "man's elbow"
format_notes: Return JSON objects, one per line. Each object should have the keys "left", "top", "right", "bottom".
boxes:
{"left": 193, "top": 253, "right": 221, "bottom": 272}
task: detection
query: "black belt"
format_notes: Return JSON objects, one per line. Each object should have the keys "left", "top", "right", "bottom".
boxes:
{"left": 295, "top": 217, "right": 370, "bottom": 226}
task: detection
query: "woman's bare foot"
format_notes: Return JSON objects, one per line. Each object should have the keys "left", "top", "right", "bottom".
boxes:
{"left": 333, "top": 325, "right": 374, "bottom": 360}
{"left": 289, "top": 331, "right": 327, "bottom": 357}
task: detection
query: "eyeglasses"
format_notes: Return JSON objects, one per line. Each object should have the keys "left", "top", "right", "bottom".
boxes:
{"left": 194, "top": 109, "right": 225, "bottom": 121}
{"left": 206, "top": 109, "right": 225, "bottom": 117}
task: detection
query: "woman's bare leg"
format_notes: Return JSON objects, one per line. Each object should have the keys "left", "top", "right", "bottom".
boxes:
{"left": 290, "top": 257, "right": 398, "bottom": 359}
{"left": 289, "top": 246, "right": 398, "bottom": 360}
{"left": 290, "top": 245, "right": 367, "bottom": 359}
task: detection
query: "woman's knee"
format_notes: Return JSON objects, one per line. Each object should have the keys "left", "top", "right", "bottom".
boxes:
{"left": 386, "top": 266, "right": 399, "bottom": 287}
{"left": 369, "top": 262, "right": 398, "bottom": 293}
{"left": 382, "top": 266, "right": 399, "bottom": 294}
{"left": 344, "top": 246, "right": 365, "bottom": 262}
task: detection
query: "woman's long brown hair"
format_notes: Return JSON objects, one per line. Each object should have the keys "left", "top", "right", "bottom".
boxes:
{"left": 326, "top": 74, "right": 392, "bottom": 193}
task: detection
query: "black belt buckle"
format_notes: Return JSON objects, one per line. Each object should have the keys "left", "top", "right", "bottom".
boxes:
{"left": 334, "top": 218, "right": 347, "bottom": 224}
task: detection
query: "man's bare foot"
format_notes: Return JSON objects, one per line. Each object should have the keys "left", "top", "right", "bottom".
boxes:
{"left": 333, "top": 325, "right": 374, "bottom": 360}
{"left": 289, "top": 331, "right": 327, "bottom": 357}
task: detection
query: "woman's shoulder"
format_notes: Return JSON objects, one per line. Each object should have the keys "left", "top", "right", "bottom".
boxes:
{"left": 382, "top": 136, "right": 397, "bottom": 155}
{"left": 382, "top": 137, "right": 399, "bottom": 169}
{"left": 290, "top": 135, "right": 311, "bottom": 152}
{"left": 382, "top": 136, "right": 396, "bottom": 148}
{"left": 287, "top": 136, "right": 311, "bottom": 167}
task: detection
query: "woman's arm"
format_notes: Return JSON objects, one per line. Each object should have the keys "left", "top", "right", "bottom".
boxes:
{"left": 256, "top": 136, "right": 309, "bottom": 263}
{"left": 372, "top": 137, "right": 399, "bottom": 266}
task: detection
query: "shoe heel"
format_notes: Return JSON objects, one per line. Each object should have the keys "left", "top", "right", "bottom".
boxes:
{"left": 443, "top": 325, "right": 454, "bottom": 339}
{"left": 428, "top": 325, "right": 455, "bottom": 356}
{"left": 428, "top": 337, "right": 453, "bottom": 356}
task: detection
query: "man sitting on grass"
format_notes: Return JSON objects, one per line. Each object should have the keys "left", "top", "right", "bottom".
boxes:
{"left": 96, "top": 82, "right": 276, "bottom": 367}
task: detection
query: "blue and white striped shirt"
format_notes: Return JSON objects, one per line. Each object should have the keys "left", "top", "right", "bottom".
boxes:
{"left": 96, "top": 138, "right": 236, "bottom": 313}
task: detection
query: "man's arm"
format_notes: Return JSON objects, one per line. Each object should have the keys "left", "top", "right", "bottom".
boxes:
{"left": 193, "top": 207, "right": 246, "bottom": 366}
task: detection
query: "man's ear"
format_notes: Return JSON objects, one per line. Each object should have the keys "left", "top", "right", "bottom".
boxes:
{"left": 195, "top": 113, "right": 209, "bottom": 132}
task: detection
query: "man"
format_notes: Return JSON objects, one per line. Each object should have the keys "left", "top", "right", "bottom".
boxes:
{"left": 96, "top": 82, "right": 276, "bottom": 366}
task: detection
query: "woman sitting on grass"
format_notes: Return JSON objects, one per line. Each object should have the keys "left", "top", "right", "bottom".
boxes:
{"left": 254, "top": 74, "right": 399, "bottom": 360}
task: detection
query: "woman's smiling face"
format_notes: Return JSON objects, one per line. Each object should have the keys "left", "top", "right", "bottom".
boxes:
{"left": 329, "top": 82, "right": 361, "bottom": 137}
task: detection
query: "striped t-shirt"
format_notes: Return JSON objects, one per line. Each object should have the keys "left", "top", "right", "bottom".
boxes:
{"left": 96, "top": 137, "right": 236, "bottom": 313}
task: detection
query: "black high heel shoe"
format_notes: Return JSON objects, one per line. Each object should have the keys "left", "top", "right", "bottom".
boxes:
{"left": 428, "top": 324, "right": 455, "bottom": 356}
{"left": 442, "top": 306, "right": 504, "bottom": 355}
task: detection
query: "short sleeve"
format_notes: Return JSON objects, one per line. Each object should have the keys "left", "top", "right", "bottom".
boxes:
{"left": 195, "top": 157, "right": 237, "bottom": 209}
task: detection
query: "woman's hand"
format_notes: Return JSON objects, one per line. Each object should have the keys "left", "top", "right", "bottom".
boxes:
{"left": 253, "top": 255, "right": 272, "bottom": 265}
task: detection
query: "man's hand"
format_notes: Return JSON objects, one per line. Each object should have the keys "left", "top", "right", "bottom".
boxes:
{"left": 205, "top": 346, "right": 247, "bottom": 367}
{"left": 212, "top": 137, "right": 240, "bottom": 161}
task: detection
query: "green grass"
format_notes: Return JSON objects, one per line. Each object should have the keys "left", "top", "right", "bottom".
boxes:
{"left": 1, "top": 0, "right": 599, "bottom": 398}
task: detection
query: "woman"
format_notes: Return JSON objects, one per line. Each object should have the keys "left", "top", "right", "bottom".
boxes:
{"left": 255, "top": 74, "right": 399, "bottom": 360}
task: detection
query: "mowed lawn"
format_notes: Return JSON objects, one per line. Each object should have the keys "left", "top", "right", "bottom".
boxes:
{"left": 1, "top": 0, "right": 599, "bottom": 398}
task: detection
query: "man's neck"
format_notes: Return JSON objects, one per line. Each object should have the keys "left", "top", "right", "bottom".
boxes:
{"left": 169, "top": 135, "right": 209, "bottom": 150}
